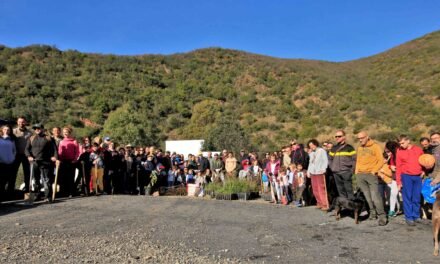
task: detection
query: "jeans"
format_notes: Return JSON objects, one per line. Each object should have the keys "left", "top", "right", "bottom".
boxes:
{"left": 31, "top": 161, "right": 52, "bottom": 200}
{"left": 357, "top": 173, "right": 385, "bottom": 217}
{"left": 401, "top": 174, "right": 422, "bottom": 221}
{"left": 333, "top": 170, "right": 354, "bottom": 199}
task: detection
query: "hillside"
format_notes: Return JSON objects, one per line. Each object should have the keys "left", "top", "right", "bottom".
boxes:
{"left": 0, "top": 31, "right": 439, "bottom": 151}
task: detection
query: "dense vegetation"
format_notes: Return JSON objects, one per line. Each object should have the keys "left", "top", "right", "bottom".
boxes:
{"left": 1, "top": 31, "right": 439, "bottom": 151}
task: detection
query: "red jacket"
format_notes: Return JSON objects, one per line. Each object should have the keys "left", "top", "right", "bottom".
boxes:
{"left": 396, "top": 145, "right": 423, "bottom": 186}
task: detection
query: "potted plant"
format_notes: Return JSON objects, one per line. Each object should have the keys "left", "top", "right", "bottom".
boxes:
{"left": 145, "top": 171, "right": 158, "bottom": 196}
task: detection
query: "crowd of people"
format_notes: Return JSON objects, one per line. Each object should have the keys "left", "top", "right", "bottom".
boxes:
{"left": 1, "top": 116, "right": 440, "bottom": 227}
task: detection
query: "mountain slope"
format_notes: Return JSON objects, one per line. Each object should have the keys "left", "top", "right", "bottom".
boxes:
{"left": 0, "top": 31, "right": 439, "bottom": 150}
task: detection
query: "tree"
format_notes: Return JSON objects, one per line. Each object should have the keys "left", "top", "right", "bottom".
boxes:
{"left": 101, "top": 105, "right": 160, "bottom": 146}
{"left": 203, "top": 116, "right": 250, "bottom": 153}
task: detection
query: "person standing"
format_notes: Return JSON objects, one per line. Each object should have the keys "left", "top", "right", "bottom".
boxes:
{"left": 329, "top": 130, "right": 356, "bottom": 200}
{"left": 419, "top": 137, "right": 432, "bottom": 154}
{"left": 396, "top": 135, "right": 424, "bottom": 226}
{"left": 58, "top": 127, "right": 80, "bottom": 197}
{"left": 384, "top": 141, "right": 401, "bottom": 217}
{"left": 12, "top": 116, "right": 32, "bottom": 193}
{"left": 25, "top": 124, "right": 58, "bottom": 202}
{"left": 290, "top": 140, "right": 309, "bottom": 169}
{"left": 265, "top": 154, "right": 281, "bottom": 203}
{"left": 307, "top": 139, "right": 329, "bottom": 211}
{"left": 211, "top": 153, "right": 224, "bottom": 183}
{"left": 355, "top": 131, "right": 387, "bottom": 226}
{"left": 429, "top": 132, "right": 440, "bottom": 184}
{"left": 0, "top": 125, "right": 16, "bottom": 202}
{"left": 51, "top": 127, "right": 63, "bottom": 148}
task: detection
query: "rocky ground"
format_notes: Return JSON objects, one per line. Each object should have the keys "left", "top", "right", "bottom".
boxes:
{"left": 0, "top": 195, "right": 438, "bottom": 263}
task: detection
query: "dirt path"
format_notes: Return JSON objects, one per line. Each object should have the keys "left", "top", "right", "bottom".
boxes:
{"left": 0, "top": 196, "right": 437, "bottom": 263}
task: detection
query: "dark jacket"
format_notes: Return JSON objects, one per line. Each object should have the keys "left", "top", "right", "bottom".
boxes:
{"left": 198, "top": 156, "right": 210, "bottom": 172}
{"left": 25, "top": 133, "right": 58, "bottom": 162}
{"left": 290, "top": 144, "right": 309, "bottom": 169}
{"left": 329, "top": 143, "right": 356, "bottom": 173}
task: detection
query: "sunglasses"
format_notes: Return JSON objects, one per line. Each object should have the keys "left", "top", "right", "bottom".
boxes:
{"left": 335, "top": 135, "right": 343, "bottom": 138}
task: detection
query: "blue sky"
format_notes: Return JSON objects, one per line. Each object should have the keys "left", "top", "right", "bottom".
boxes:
{"left": 1, "top": 0, "right": 439, "bottom": 62}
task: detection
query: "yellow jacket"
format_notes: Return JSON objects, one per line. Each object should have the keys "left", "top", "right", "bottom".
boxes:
{"left": 378, "top": 163, "right": 393, "bottom": 184}
{"left": 355, "top": 140, "right": 383, "bottom": 175}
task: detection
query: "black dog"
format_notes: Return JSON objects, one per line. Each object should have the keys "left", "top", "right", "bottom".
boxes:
{"left": 334, "top": 190, "right": 366, "bottom": 224}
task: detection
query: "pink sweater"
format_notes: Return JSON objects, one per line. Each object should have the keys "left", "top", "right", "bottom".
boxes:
{"left": 58, "top": 137, "right": 80, "bottom": 161}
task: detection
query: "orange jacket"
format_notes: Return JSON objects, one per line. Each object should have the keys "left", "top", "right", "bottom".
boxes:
{"left": 355, "top": 140, "right": 383, "bottom": 175}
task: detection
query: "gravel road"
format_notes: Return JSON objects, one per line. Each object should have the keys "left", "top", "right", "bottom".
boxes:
{"left": 0, "top": 196, "right": 437, "bottom": 263}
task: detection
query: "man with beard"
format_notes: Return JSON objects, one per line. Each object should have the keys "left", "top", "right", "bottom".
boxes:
{"left": 420, "top": 137, "right": 433, "bottom": 154}
{"left": 25, "top": 124, "right": 58, "bottom": 202}
{"left": 12, "top": 116, "right": 32, "bottom": 194}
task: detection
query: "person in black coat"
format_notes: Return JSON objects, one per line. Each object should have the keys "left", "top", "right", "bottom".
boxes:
{"left": 198, "top": 152, "right": 210, "bottom": 175}
{"left": 25, "top": 124, "right": 58, "bottom": 202}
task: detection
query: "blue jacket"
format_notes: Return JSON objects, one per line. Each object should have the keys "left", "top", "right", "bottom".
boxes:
{"left": 0, "top": 137, "right": 16, "bottom": 164}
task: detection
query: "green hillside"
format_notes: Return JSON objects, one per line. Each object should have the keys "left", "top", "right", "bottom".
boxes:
{"left": 1, "top": 31, "right": 439, "bottom": 151}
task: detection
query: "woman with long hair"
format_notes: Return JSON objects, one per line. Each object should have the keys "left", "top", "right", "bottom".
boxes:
{"left": 385, "top": 140, "right": 401, "bottom": 217}
{"left": 307, "top": 139, "right": 329, "bottom": 210}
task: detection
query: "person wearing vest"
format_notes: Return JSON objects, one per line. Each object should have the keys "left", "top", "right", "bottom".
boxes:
{"left": 25, "top": 123, "right": 58, "bottom": 202}
{"left": 329, "top": 130, "right": 356, "bottom": 200}
{"left": 12, "top": 116, "right": 32, "bottom": 194}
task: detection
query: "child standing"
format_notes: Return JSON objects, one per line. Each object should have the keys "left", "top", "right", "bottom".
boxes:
{"left": 278, "top": 167, "right": 290, "bottom": 203}
{"left": 89, "top": 143, "right": 104, "bottom": 194}
{"left": 195, "top": 171, "right": 206, "bottom": 197}
{"left": 261, "top": 172, "right": 269, "bottom": 193}
{"left": 293, "top": 163, "right": 307, "bottom": 207}
{"left": 288, "top": 163, "right": 297, "bottom": 200}
{"left": 168, "top": 166, "right": 177, "bottom": 187}
{"left": 176, "top": 169, "right": 184, "bottom": 185}
{"left": 186, "top": 169, "right": 195, "bottom": 184}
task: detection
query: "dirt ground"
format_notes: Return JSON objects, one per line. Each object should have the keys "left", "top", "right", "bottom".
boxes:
{"left": 0, "top": 195, "right": 438, "bottom": 263}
